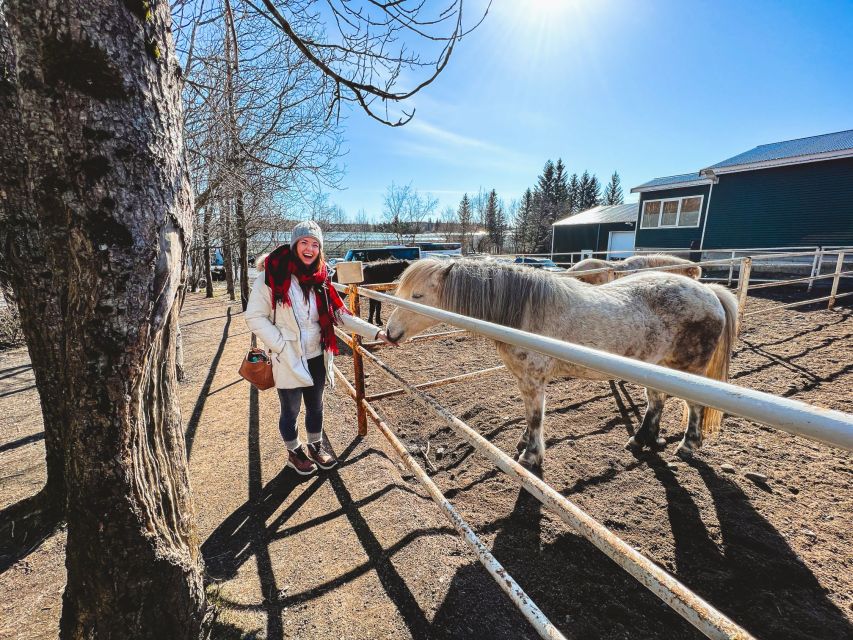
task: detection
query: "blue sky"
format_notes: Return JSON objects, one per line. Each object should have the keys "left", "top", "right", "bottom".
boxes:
{"left": 330, "top": 0, "right": 853, "bottom": 219}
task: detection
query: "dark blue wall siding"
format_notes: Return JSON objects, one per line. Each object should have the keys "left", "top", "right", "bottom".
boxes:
{"left": 703, "top": 158, "right": 853, "bottom": 249}
{"left": 554, "top": 222, "right": 635, "bottom": 255}
{"left": 635, "top": 185, "right": 710, "bottom": 249}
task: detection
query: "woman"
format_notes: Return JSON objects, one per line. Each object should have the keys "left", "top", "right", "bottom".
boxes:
{"left": 246, "top": 221, "right": 396, "bottom": 475}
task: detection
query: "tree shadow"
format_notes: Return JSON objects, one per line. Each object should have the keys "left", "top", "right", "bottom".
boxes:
{"left": 0, "top": 384, "right": 36, "bottom": 399}
{"left": 0, "top": 430, "right": 44, "bottom": 454}
{"left": 185, "top": 307, "right": 231, "bottom": 458}
{"left": 0, "top": 363, "right": 32, "bottom": 381}
{"left": 0, "top": 488, "right": 62, "bottom": 573}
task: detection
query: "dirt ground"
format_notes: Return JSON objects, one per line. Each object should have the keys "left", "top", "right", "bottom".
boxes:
{"left": 1, "top": 285, "right": 851, "bottom": 639}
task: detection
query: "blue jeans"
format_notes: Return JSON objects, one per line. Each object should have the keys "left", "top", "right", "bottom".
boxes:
{"left": 277, "top": 355, "right": 326, "bottom": 450}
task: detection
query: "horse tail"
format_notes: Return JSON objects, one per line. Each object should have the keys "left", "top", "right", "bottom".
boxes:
{"left": 699, "top": 284, "right": 738, "bottom": 438}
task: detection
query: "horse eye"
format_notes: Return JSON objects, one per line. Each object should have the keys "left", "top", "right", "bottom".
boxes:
{"left": 412, "top": 293, "right": 423, "bottom": 300}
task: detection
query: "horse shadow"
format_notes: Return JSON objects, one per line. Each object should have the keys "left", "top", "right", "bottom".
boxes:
{"left": 431, "top": 485, "right": 698, "bottom": 639}
{"left": 682, "top": 458, "right": 852, "bottom": 640}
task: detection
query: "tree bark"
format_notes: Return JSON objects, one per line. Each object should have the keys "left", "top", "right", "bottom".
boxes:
{"left": 202, "top": 206, "right": 214, "bottom": 298}
{"left": 0, "top": 2, "right": 209, "bottom": 637}
{"left": 221, "top": 199, "right": 236, "bottom": 301}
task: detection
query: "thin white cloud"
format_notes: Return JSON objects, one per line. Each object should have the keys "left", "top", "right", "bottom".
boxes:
{"left": 395, "top": 121, "right": 535, "bottom": 172}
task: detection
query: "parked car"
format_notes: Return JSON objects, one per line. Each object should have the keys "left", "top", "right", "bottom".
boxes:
{"left": 513, "top": 257, "right": 566, "bottom": 272}
{"left": 411, "top": 241, "right": 462, "bottom": 257}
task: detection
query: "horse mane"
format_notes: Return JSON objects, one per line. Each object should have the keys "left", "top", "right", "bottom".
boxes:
{"left": 398, "top": 258, "right": 574, "bottom": 329}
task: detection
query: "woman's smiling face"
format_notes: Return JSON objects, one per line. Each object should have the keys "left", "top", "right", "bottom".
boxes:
{"left": 295, "top": 237, "right": 320, "bottom": 267}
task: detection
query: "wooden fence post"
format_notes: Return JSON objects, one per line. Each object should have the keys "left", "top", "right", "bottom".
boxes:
{"left": 808, "top": 247, "right": 823, "bottom": 292}
{"left": 828, "top": 251, "right": 845, "bottom": 310}
{"left": 727, "top": 250, "right": 736, "bottom": 287}
{"left": 736, "top": 257, "right": 752, "bottom": 334}
{"left": 348, "top": 284, "right": 368, "bottom": 436}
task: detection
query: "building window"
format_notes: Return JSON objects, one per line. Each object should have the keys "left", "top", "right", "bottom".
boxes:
{"left": 641, "top": 200, "right": 661, "bottom": 228}
{"left": 680, "top": 196, "right": 701, "bottom": 226}
{"left": 640, "top": 195, "right": 703, "bottom": 228}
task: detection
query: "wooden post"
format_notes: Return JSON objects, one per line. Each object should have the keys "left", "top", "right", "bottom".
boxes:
{"left": 727, "top": 250, "right": 736, "bottom": 287}
{"left": 348, "top": 284, "right": 368, "bottom": 436}
{"left": 736, "top": 257, "right": 752, "bottom": 334}
{"left": 808, "top": 247, "right": 823, "bottom": 292}
{"left": 828, "top": 251, "right": 845, "bottom": 309}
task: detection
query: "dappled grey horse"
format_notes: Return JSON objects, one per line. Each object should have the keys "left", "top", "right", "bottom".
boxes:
{"left": 568, "top": 254, "right": 702, "bottom": 285}
{"left": 386, "top": 258, "right": 737, "bottom": 468}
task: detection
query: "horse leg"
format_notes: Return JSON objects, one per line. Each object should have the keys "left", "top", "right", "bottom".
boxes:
{"left": 367, "top": 299, "right": 376, "bottom": 324}
{"left": 675, "top": 402, "right": 704, "bottom": 459}
{"left": 376, "top": 301, "right": 382, "bottom": 326}
{"left": 626, "top": 388, "right": 667, "bottom": 451}
{"left": 517, "top": 381, "right": 547, "bottom": 469}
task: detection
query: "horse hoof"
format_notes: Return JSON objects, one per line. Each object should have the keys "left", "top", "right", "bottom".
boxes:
{"left": 516, "top": 452, "right": 542, "bottom": 470}
{"left": 625, "top": 436, "right": 644, "bottom": 451}
{"left": 675, "top": 444, "right": 694, "bottom": 460}
{"left": 652, "top": 437, "right": 667, "bottom": 450}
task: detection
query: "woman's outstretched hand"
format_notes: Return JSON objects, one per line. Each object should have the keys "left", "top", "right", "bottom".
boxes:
{"left": 376, "top": 330, "right": 399, "bottom": 346}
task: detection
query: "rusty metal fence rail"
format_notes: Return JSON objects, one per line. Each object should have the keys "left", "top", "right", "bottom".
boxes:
{"left": 329, "top": 278, "right": 853, "bottom": 638}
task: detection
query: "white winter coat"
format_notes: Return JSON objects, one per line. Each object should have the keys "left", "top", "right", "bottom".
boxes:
{"left": 245, "top": 271, "right": 379, "bottom": 389}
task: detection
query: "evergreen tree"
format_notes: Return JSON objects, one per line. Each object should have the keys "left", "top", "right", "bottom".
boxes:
{"left": 532, "top": 160, "right": 556, "bottom": 252}
{"left": 577, "top": 170, "right": 602, "bottom": 210}
{"left": 603, "top": 171, "right": 624, "bottom": 205}
{"left": 485, "top": 189, "right": 501, "bottom": 252}
{"left": 494, "top": 197, "right": 507, "bottom": 254}
{"left": 553, "top": 158, "right": 570, "bottom": 221}
{"left": 567, "top": 173, "right": 580, "bottom": 214}
{"left": 520, "top": 188, "right": 536, "bottom": 252}
{"left": 578, "top": 171, "right": 592, "bottom": 210}
{"left": 588, "top": 174, "right": 602, "bottom": 208}
{"left": 457, "top": 193, "right": 473, "bottom": 253}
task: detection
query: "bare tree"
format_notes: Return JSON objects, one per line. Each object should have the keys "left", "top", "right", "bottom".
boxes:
{"left": 0, "top": 0, "right": 485, "bottom": 634}
{"left": 0, "top": 2, "right": 209, "bottom": 636}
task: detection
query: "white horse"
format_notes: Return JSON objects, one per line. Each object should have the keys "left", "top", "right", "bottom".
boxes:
{"left": 385, "top": 259, "right": 737, "bottom": 468}
{"left": 568, "top": 254, "right": 702, "bottom": 285}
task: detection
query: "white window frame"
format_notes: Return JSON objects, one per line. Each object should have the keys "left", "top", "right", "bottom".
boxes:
{"left": 640, "top": 200, "right": 662, "bottom": 228}
{"left": 640, "top": 194, "right": 704, "bottom": 229}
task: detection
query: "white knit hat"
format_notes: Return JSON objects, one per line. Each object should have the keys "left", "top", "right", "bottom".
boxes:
{"left": 290, "top": 220, "right": 323, "bottom": 249}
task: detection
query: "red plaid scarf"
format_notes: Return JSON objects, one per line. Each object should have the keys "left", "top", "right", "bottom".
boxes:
{"left": 264, "top": 245, "right": 346, "bottom": 355}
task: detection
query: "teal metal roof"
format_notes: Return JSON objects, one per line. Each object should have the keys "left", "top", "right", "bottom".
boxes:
{"left": 707, "top": 129, "right": 853, "bottom": 170}
{"left": 553, "top": 202, "right": 638, "bottom": 226}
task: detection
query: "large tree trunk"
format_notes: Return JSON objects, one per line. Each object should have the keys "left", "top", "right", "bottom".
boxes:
{"left": 0, "top": 2, "right": 209, "bottom": 637}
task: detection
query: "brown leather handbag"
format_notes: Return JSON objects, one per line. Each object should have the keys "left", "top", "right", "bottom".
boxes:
{"left": 239, "top": 348, "right": 275, "bottom": 391}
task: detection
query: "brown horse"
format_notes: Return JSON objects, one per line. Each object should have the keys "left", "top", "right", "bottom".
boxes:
{"left": 568, "top": 254, "right": 702, "bottom": 284}
{"left": 386, "top": 258, "right": 737, "bottom": 468}
{"left": 333, "top": 259, "right": 412, "bottom": 325}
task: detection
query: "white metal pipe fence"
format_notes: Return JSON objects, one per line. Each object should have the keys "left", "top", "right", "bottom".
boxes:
{"left": 332, "top": 365, "right": 568, "bottom": 640}
{"left": 330, "top": 277, "right": 852, "bottom": 638}
{"left": 340, "top": 284, "right": 853, "bottom": 452}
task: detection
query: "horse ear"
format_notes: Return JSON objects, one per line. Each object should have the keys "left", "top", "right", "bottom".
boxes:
{"left": 256, "top": 253, "right": 269, "bottom": 271}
